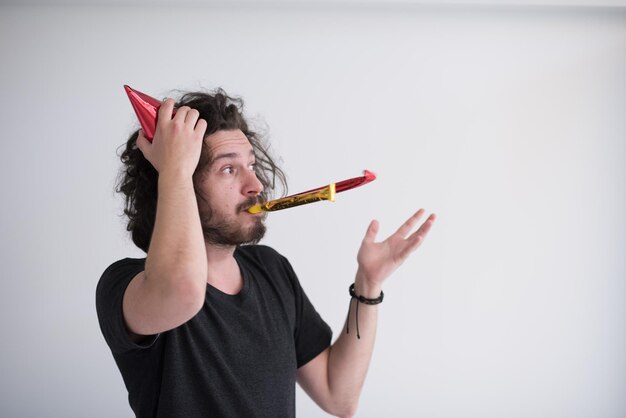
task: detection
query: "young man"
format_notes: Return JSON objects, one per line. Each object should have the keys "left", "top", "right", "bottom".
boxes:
{"left": 96, "top": 89, "right": 436, "bottom": 418}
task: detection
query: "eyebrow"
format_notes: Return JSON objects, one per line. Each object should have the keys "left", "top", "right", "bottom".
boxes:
{"left": 210, "top": 149, "right": 255, "bottom": 165}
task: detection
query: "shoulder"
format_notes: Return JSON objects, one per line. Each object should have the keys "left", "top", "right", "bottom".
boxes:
{"left": 101, "top": 257, "right": 146, "bottom": 276}
{"left": 98, "top": 257, "right": 146, "bottom": 284}
{"left": 95, "top": 257, "right": 155, "bottom": 354}
{"left": 96, "top": 258, "right": 146, "bottom": 301}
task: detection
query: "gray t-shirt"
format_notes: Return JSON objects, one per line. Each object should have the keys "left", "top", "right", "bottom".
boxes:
{"left": 96, "top": 245, "right": 332, "bottom": 418}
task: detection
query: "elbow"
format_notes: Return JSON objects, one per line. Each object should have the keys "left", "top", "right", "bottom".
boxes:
{"left": 336, "top": 405, "right": 358, "bottom": 418}
{"left": 340, "top": 401, "right": 359, "bottom": 418}
{"left": 180, "top": 282, "right": 206, "bottom": 315}
{"left": 145, "top": 269, "right": 206, "bottom": 315}
{"left": 324, "top": 398, "right": 359, "bottom": 418}
{"left": 171, "top": 273, "right": 206, "bottom": 313}
{"left": 145, "top": 257, "right": 207, "bottom": 295}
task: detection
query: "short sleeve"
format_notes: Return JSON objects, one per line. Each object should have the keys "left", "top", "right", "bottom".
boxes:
{"left": 278, "top": 255, "right": 332, "bottom": 368}
{"left": 95, "top": 258, "right": 158, "bottom": 354}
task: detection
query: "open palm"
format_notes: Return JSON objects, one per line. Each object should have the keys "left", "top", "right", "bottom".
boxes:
{"left": 357, "top": 209, "right": 436, "bottom": 286}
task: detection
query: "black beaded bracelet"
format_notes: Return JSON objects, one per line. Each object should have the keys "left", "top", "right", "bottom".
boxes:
{"left": 346, "top": 283, "right": 384, "bottom": 339}
{"left": 349, "top": 283, "right": 384, "bottom": 304}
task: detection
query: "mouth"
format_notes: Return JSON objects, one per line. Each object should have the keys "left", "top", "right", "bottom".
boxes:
{"left": 243, "top": 207, "right": 260, "bottom": 215}
{"left": 238, "top": 197, "right": 262, "bottom": 214}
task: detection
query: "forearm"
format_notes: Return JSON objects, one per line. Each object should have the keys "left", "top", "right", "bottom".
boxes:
{"left": 326, "top": 275, "right": 382, "bottom": 413}
{"left": 144, "top": 171, "right": 207, "bottom": 293}
{"left": 300, "top": 211, "right": 435, "bottom": 417}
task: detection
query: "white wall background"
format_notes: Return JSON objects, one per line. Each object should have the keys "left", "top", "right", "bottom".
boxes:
{"left": 0, "top": 2, "right": 624, "bottom": 417}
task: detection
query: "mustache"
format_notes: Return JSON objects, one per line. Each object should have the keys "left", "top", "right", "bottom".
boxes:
{"left": 237, "top": 196, "right": 261, "bottom": 213}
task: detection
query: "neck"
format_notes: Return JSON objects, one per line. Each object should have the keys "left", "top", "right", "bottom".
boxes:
{"left": 204, "top": 242, "right": 243, "bottom": 295}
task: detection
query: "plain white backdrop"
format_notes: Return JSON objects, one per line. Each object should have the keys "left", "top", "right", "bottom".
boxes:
{"left": 0, "top": 2, "right": 624, "bottom": 417}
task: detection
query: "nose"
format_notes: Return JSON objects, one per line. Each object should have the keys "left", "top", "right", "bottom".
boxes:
{"left": 244, "top": 169, "right": 264, "bottom": 196}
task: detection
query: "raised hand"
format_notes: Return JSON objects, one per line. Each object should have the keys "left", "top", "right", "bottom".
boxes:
{"left": 355, "top": 209, "right": 436, "bottom": 294}
{"left": 136, "top": 98, "right": 207, "bottom": 177}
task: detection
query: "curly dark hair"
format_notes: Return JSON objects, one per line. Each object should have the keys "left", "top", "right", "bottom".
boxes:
{"left": 116, "top": 89, "right": 287, "bottom": 252}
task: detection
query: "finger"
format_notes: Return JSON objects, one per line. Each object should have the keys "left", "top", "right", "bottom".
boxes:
{"left": 184, "top": 108, "right": 200, "bottom": 125}
{"left": 394, "top": 209, "right": 425, "bottom": 238}
{"left": 194, "top": 118, "right": 207, "bottom": 136}
{"left": 362, "top": 219, "right": 379, "bottom": 244}
{"left": 157, "top": 98, "right": 176, "bottom": 122}
{"left": 402, "top": 213, "right": 437, "bottom": 254}
{"left": 136, "top": 130, "right": 151, "bottom": 155}
{"left": 173, "top": 105, "right": 190, "bottom": 122}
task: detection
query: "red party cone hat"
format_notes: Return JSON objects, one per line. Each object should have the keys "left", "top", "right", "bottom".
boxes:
{"left": 124, "top": 85, "right": 164, "bottom": 142}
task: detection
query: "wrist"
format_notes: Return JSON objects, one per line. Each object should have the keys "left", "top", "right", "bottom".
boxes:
{"left": 159, "top": 162, "right": 192, "bottom": 177}
{"left": 354, "top": 270, "right": 382, "bottom": 299}
{"left": 345, "top": 281, "right": 383, "bottom": 340}
{"left": 158, "top": 169, "right": 195, "bottom": 188}
{"left": 349, "top": 283, "right": 384, "bottom": 304}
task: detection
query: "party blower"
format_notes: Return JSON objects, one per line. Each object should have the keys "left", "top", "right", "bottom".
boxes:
{"left": 124, "top": 85, "right": 376, "bottom": 212}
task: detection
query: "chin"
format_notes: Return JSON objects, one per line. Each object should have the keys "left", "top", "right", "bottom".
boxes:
{"left": 203, "top": 218, "right": 266, "bottom": 246}
{"left": 244, "top": 220, "right": 266, "bottom": 244}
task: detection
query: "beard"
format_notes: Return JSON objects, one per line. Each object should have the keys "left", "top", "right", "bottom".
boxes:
{"left": 200, "top": 196, "right": 266, "bottom": 247}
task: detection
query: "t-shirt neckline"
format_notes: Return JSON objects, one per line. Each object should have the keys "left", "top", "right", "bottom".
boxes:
{"left": 204, "top": 248, "right": 250, "bottom": 302}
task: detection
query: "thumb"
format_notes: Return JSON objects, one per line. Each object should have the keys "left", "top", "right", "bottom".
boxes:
{"left": 136, "top": 130, "right": 151, "bottom": 156}
{"left": 363, "top": 219, "right": 379, "bottom": 244}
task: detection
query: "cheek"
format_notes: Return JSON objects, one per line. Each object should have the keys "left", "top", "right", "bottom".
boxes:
{"left": 217, "top": 187, "right": 239, "bottom": 211}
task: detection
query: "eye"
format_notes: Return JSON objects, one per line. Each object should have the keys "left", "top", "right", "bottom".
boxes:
{"left": 221, "top": 166, "right": 234, "bottom": 174}
{"left": 249, "top": 162, "right": 257, "bottom": 171}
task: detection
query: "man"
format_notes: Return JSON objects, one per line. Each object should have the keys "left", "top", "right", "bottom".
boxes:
{"left": 96, "top": 89, "right": 436, "bottom": 418}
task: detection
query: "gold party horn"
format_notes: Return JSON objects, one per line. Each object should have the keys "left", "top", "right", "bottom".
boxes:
{"left": 248, "top": 183, "right": 336, "bottom": 214}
